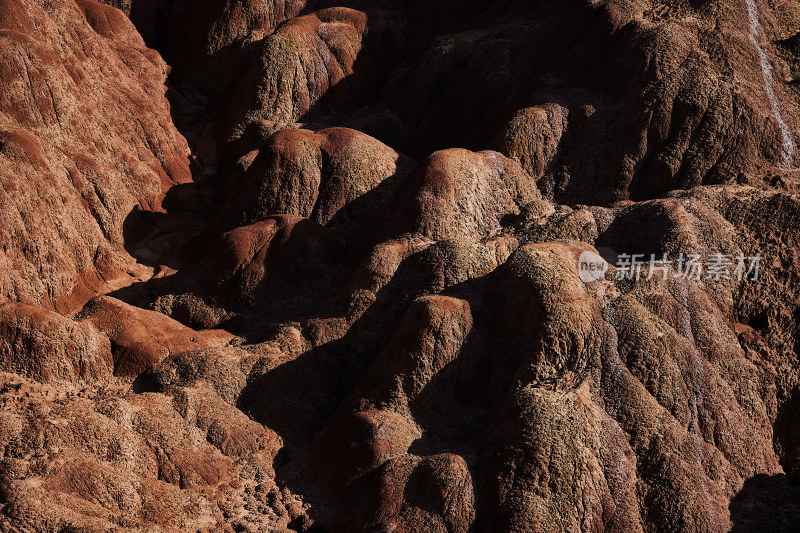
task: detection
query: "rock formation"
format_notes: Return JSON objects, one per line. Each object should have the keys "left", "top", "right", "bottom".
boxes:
{"left": 2, "top": 0, "right": 800, "bottom": 531}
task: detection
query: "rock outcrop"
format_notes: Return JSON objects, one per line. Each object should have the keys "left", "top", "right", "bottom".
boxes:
{"left": 0, "top": 0, "right": 191, "bottom": 313}
{"left": 2, "top": 0, "right": 800, "bottom": 531}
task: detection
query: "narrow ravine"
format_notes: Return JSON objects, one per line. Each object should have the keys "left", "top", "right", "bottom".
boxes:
{"left": 746, "top": 0, "right": 795, "bottom": 169}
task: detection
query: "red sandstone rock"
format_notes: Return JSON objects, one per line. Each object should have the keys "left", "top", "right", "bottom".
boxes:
{"left": 0, "top": 0, "right": 190, "bottom": 313}
{"left": 76, "top": 296, "right": 234, "bottom": 376}
{"left": 389, "top": 149, "right": 549, "bottom": 241}
{"left": 217, "top": 127, "right": 415, "bottom": 235}
{"left": 2, "top": 0, "right": 800, "bottom": 531}
{"left": 227, "top": 7, "right": 405, "bottom": 137}
{"left": 0, "top": 302, "right": 112, "bottom": 383}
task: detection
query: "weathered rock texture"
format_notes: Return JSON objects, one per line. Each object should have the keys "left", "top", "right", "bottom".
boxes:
{"left": 0, "top": 0, "right": 191, "bottom": 313}
{"left": 3, "top": 0, "right": 800, "bottom": 532}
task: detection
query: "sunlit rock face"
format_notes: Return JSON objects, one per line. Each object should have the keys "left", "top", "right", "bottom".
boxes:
{"left": 2, "top": 0, "right": 800, "bottom": 531}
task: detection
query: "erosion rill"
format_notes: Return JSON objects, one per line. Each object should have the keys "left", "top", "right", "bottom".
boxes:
{"left": 747, "top": 0, "right": 796, "bottom": 169}
{"left": 1, "top": 0, "right": 800, "bottom": 532}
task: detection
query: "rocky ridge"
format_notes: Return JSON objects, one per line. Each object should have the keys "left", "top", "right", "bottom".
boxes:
{"left": 1, "top": 0, "right": 800, "bottom": 531}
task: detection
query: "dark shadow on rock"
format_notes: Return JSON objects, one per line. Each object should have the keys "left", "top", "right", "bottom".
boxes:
{"left": 120, "top": 86, "right": 223, "bottom": 272}
{"left": 730, "top": 473, "right": 800, "bottom": 532}
{"left": 773, "top": 387, "right": 800, "bottom": 475}
{"left": 234, "top": 240, "right": 447, "bottom": 445}
{"left": 121, "top": 185, "right": 212, "bottom": 270}
{"left": 115, "top": 137, "right": 416, "bottom": 335}
{"left": 232, "top": 250, "right": 436, "bottom": 526}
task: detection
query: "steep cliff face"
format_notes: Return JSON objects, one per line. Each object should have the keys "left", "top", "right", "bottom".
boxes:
{"left": 2, "top": 0, "right": 800, "bottom": 531}
{"left": 0, "top": 0, "right": 192, "bottom": 313}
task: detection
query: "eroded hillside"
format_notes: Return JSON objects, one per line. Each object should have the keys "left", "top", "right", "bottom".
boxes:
{"left": 2, "top": 0, "right": 800, "bottom": 531}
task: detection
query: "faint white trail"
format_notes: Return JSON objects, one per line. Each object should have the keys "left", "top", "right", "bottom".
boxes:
{"left": 746, "top": 0, "right": 795, "bottom": 169}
